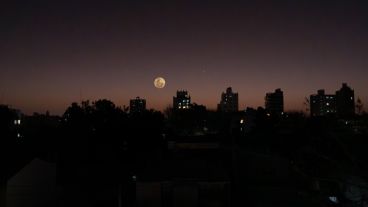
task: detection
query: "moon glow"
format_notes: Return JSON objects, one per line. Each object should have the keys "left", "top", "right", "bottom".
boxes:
{"left": 154, "top": 77, "right": 166, "bottom": 89}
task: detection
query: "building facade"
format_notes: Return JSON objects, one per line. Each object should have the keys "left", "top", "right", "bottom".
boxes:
{"left": 310, "top": 83, "right": 355, "bottom": 118}
{"left": 217, "top": 87, "right": 239, "bottom": 112}
{"left": 310, "top": 90, "right": 336, "bottom": 117}
{"left": 265, "top": 88, "right": 284, "bottom": 115}
{"left": 336, "top": 83, "right": 355, "bottom": 118}
{"left": 173, "top": 90, "right": 191, "bottom": 110}
{"left": 130, "top": 97, "right": 146, "bottom": 113}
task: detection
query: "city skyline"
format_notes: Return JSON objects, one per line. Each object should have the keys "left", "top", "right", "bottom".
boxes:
{"left": 1, "top": 83, "right": 360, "bottom": 116}
{"left": 1, "top": 1, "right": 368, "bottom": 114}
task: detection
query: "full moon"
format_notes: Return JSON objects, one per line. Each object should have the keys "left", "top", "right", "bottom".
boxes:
{"left": 154, "top": 77, "right": 166, "bottom": 89}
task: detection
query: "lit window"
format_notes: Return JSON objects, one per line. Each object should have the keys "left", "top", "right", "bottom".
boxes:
{"left": 240, "top": 119, "right": 244, "bottom": 124}
{"left": 326, "top": 103, "right": 330, "bottom": 106}
{"left": 17, "top": 133, "right": 21, "bottom": 138}
{"left": 351, "top": 97, "right": 353, "bottom": 100}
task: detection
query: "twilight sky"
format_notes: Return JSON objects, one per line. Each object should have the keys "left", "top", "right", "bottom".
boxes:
{"left": 1, "top": 1, "right": 368, "bottom": 114}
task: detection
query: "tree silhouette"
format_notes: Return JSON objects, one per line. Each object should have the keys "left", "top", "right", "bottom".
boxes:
{"left": 356, "top": 97, "right": 364, "bottom": 115}
{"left": 303, "top": 97, "right": 310, "bottom": 114}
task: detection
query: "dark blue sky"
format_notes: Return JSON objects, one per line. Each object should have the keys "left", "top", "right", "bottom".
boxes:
{"left": 1, "top": 1, "right": 367, "bottom": 114}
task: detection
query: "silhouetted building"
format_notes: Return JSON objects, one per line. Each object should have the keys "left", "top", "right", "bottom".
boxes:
{"left": 130, "top": 97, "right": 146, "bottom": 113}
{"left": 217, "top": 87, "right": 239, "bottom": 112}
{"left": 173, "top": 90, "right": 191, "bottom": 110}
{"left": 310, "top": 90, "right": 336, "bottom": 117}
{"left": 265, "top": 88, "right": 284, "bottom": 115}
{"left": 336, "top": 83, "right": 355, "bottom": 118}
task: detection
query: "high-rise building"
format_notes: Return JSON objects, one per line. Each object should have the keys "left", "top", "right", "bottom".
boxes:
{"left": 336, "top": 83, "right": 355, "bottom": 118}
{"left": 310, "top": 90, "right": 336, "bottom": 117}
{"left": 217, "top": 87, "right": 239, "bottom": 112}
{"left": 173, "top": 90, "right": 191, "bottom": 110}
{"left": 265, "top": 88, "right": 284, "bottom": 115}
{"left": 130, "top": 97, "right": 146, "bottom": 113}
{"left": 309, "top": 83, "right": 355, "bottom": 118}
